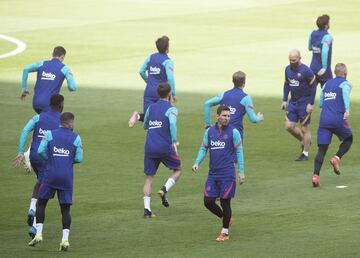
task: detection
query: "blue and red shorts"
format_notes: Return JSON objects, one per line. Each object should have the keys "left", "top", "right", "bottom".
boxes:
{"left": 144, "top": 153, "right": 181, "bottom": 175}
{"left": 317, "top": 122, "right": 352, "bottom": 145}
{"left": 204, "top": 175, "right": 236, "bottom": 199}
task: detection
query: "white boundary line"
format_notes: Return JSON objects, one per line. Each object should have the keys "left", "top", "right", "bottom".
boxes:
{"left": 0, "top": 34, "right": 27, "bottom": 59}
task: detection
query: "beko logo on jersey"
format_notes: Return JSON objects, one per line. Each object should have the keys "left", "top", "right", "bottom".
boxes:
{"left": 149, "top": 66, "right": 161, "bottom": 75}
{"left": 229, "top": 106, "right": 236, "bottom": 115}
{"left": 37, "top": 128, "right": 49, "bottom": 138}
{"left": 148, "top": 120, "right": 162, "bottom": 129}
{"left": 289, "top": 79, "right": 300, "bottom": 87}
{"left": 324, "top": 92, "right": 337, "bottom": 101}
{"left": 312, "top": 46, "right": 321, "bottom": 54}
{"left": 41, "top": 71, "right": 56, "bottom": 81}
{"left": 53, "top": 146, "right": 70, "bottom": 157}
{"left": 210, "top": 140, "right": 225, "bottom": 149}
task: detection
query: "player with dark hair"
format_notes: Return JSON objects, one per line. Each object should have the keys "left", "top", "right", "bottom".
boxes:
{"left": 192, "top": 105, "right": 244, "bottom": 242}
{"left": 129, "top": 36, "right": 176, "bottom": 127}
{"left": 312, "top": 63, "right": 353, "bottom": 187}
{"left": 14, "top": 94, "right": 64, "bottom": 237}
{"left": 204, "top": 70, "right": 264, "bottom": 138}
{"left": 309, "top": 14, "right": 333, "bottom": 87}
{"left": 142, "top": 83, "right": 181, "bottom": 218}
{"left": 20, "top": 46, "right": 77, "bottom": 114}
{"left": 281, "top": 49, "right": 317, "bottom": 161}
{"left": 28, "top": 112, "right": 83, "bottom": 251}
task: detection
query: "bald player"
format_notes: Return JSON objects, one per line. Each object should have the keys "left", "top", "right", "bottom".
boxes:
{"left": 312, "top": 63, "right": 353, "bottom": 187}
{"left": 281, "top": 49, "right": 317, "bottom": 161}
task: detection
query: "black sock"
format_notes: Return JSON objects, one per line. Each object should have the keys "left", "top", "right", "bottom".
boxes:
{"left": 314, "top": 144, "right": 329, "bottom": 176}
{"left": 336, "top": 135, "right": 353, "bottom": 159}
{"left": 220, "top": 198, "right": 232, "bottom": 229}
{"left": 139, "top": 113, "right": 145, "bottom": 122}
{"left": 60, "top": 204, "right": 71, "bottom": 229}
{"left": 35, "top": 198, "right": 48, "bottom": 224}
{"left": 204, "top": 197, "right": 223, "bottom": 218}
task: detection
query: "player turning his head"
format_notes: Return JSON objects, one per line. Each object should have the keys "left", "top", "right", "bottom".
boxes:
{"left": 204, "top": 70, "right": 264, "bottom": 138}
{"left": 142, "top": 83, "right": 181, "bottom": 218}
{"left": 14, "top": 94, "right": 64, "bottom": 239}
{"left": 312, "top": 63, "right": 353, "bottom": 187}
{"left": 129, "top": 36, "right": 176, "bottom": 128}
{"left": 20, "top": 46, "right": 77, "bottom": 114}
{"left": 28, "top": 112, "right": 83, "bottom": 251}
{"left": 281, "top": 49, "right": 317, "bottom": 161}
{"left": 309, "top": 14, "right": 333, "bottom": 87}
{"left": 192, "top": 105, "right": 244, "bottom": 242}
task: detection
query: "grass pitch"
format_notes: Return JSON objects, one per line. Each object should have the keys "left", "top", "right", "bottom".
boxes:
{"left": 1, "top": 0, "right": 360, "bottom": 257}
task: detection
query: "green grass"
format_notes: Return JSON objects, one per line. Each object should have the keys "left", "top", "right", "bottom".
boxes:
{"left": 1, "top": 0, "right": 360, "bottom": 257}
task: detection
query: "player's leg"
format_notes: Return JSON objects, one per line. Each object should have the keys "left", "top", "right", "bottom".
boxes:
{"left": 28, "top": 198, "right": 48, "bottom": 246}
{"left": 203, "top": 177, "right": 222, "bottom": 217}
{"left": 298, "top": 123, "right": 311, "bottom": 161}
{"left": 285, "top": 120, "right": 303, "bottom": 141}
{"left": 158, "top": 154, "right": 182, "bottom": 207}
{"left": 203, "top": 197, "right": 223, "bottom": 218}
{"left": 143, "top": 175, "right": 155, "bottom": 217}
{"left": 336, "top": 135, "right": 353, "bottom": 158}
{"left": 330, "top": 126, "right": 353, "bottom": 174}
{"left": 312, "top": 127, "right": 331, "bottom": 187}
{"left": 128, "top": 97, "right": 155, "bottom": 127}
{"left": 59, "top": 204, "right": 71, "bottom": 251}
{"left": 57, "top": 189, "right": 73, "bottom": 251}
{"left": 143, "top": 155, "right": 159, "bottom": 217}
{"left": 216, "top": 178, "right": 236, "bottom": 241}
{"left": 217, "top": 198, "right": 231, "bottom": 241}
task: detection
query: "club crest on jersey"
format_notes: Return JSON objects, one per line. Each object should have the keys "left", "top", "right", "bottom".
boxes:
{"left": 223, "top": 134, "right": 228, "bottom": 140}
{"left": 149, "top": 66, "right": 161, "bottom": 75}
{"left": 210, "top": 140, "right": 225, "bottom": 150}
{"left": 41, "top": 71, "right": 56, "bottom": 81}
{"left": 229, "top": 106, "right": 236, "bottom": 115}
{"left": 289, "top": 79, "right": 300, "bottom": 87}
{"left": 149, "top": 120, "right": 162, "bottom": 129}
{"left": 37, "top": 128, "right": 49, "bottom": 138}
{"left": 297, "top": 73, "right": 301, "bottom": 78}
{"left": 324, "top": 92, "right": 337, "bottom": 101}
{"left": 53, "top": 146, "right": 70, "bottom": 157}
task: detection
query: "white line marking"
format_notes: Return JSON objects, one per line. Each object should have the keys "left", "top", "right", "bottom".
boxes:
{"left": 0, "top": 34, "right": 27, "bottom": 59}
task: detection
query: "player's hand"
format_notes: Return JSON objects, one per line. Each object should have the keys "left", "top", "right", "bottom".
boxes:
{"left": 306, "top": 104, "right": 314, "bottom": 114}
{"left": 317, "top": 68, "right": 326, "bottom": 76}
{"left": 192, "top": 164, "right": 199, "bottom": 173}
{"left": 20, "top": 90, "right": 29, "bottom": 101}
{"left": 238, "top": 173, "right": 245, "bottom": 184}
{"left": 281, "top": 101, "right": 288, "bottom": 110}
{"left": 257, "top": 112, "right": 264, "bottom": 121}
{"left": 170, "top": 95, "right": 177, "bottom": 103}
{"left": 344, "top": 112, "right": 350, "bottom": 120}
{"left": 173, "top": 143, "right": 178, "bottom": 155}
{"left": 14, "top": 154, "right": 25, "bottom": 167}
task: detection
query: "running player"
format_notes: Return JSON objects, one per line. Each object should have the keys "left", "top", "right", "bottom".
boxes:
{"left": 21, "top": 46, "right": 77, "bottom": 114}
{"left": 142, "top": 83, "right": 181, "bottom": 218}
{"left": 129, "top": 36, "right": 176, "bottom": 127}
{"left": 312, "top": 63, "right": 353, "bottom": 187}
{"left": 28, "top": 112, "right": 83, "bottom": 251}
{"left": 309, "top": 14, "right": 333, "bottom": 87}
{"left": 204, "top": 70, "right": 263, "bottom": 138}
{"left": 15, "top": 94, "right": 64, "bottom": 238}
